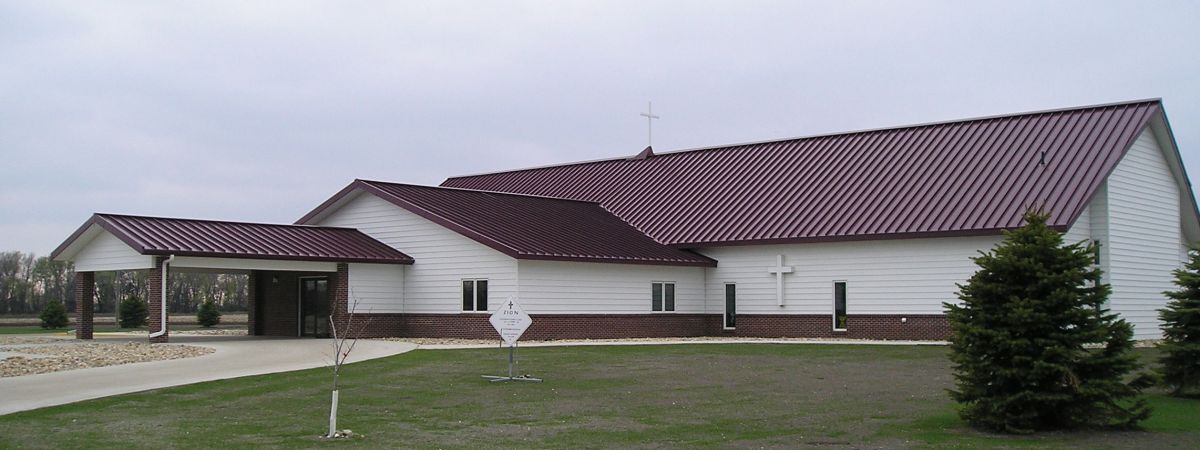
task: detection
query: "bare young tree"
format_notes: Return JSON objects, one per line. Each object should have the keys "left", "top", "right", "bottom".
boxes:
{"left": 325, "top": 294, "right": 371, "bottom": 439}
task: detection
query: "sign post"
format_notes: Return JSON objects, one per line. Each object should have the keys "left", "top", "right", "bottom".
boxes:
{"left": 482, "top": 296, "right": 541, "bottom": 382}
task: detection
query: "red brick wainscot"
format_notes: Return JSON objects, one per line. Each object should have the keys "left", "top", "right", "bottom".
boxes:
{"left": 707, "top": 314, "right": 950, "bottom": 340}
{"left": 335, "top": 313, "right": 949, "bottom": 340}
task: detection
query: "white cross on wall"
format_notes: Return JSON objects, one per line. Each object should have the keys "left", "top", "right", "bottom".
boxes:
{"left": 767, "top": 254, "right": 793, "bottom": 307}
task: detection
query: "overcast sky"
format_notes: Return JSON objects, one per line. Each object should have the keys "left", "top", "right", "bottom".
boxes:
{"left": 3, "top": 1, "right": 1199, "bottom": 255}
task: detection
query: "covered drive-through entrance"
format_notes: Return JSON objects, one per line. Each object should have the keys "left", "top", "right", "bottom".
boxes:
{"left": 51, "top": 213, "right": 414, "bottom": 343}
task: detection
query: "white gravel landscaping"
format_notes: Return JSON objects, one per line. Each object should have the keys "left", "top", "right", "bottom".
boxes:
{"left": 0, "top": 336, "right": 65, "bottom": 346}
{"left": 117, "top": 329, "right": 248, "bottom": 336}
{"left": 0, "top": 340, "right": 214, "bottom": 378}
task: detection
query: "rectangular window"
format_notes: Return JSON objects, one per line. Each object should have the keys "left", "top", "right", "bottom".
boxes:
{"left": 665, "top": 283, "right": 675, "bottom": 311}
{"left": 652, "top": 282, "right": 675, "bottom": 312}
{"left": 833, "top": 281, "right": 847, "bottom": 331}
{"left": 724, "top": 283, "right": 736, "bottom": 329}
{"left": 462, "top": 279, "right": 488, "bottom": 312}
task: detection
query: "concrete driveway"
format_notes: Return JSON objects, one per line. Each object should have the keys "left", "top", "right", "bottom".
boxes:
{"left": 0, "top": 335, "right": 416, "bottom": 416}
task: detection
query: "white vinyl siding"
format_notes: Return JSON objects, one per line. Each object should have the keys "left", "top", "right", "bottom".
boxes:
{"left": 1063, "top": 205, "right": 1091, "bottom": 244}
{"left": 315, "top": 192, "right": 517, "bottom": 314}
{"left": 70, "top": 228, "right": 155, "bottom": 272}
{"left": 1104, "top": 128, "right": 1182, "bottom": 339}
{"left": 1090, "top": 185, "right": 1111, "bottom": 287}
{"left": 516, "top": 260, "right": 705, "bottom": 314}
{"left": 347, "top": 263, "right": 405, "bottom": 314}
{"left": 696, "top": 235, "right": 1001, "bottom": 315}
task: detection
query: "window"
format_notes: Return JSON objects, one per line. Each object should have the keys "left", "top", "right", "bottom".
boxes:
{"left": 652, "top": 282, "right": 675, "bottom": 312}
{"left": 462, "top": 279, "right": 488, "bottom": 312}
{"left": 833, "top": 281, "right": 847, "bottom": 331}
{"left": 724, "top": 283, "right": 736, "bottom": 329}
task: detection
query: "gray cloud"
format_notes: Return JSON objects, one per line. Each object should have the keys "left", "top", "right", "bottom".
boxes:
{"left": 3, "top": 0, "right": 1198, "bottom": 255}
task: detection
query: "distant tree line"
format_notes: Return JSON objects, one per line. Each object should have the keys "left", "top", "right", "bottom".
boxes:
{"left": 0, "top": 251, "right": 248, "bottom": 315}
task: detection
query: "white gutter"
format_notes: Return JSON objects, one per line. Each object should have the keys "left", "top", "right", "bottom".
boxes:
{"left": 149, "top": 255, "right": 175, "bottom": 339}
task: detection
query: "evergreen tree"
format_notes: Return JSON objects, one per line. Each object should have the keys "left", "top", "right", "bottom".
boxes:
{"left": 118, "top": 295, "right": 148, "bottom": 328}
{"left": 196, "top": 299, "right": 222, "bottom": 328}
{"left": 1160, "top": 247, "right": 1200, "bottom": 396}
{"left": 39, "top": 300, "right": 69, "bottom": 329}
{"left": 944, "top": 210, "right": 1152, "bottom": 433}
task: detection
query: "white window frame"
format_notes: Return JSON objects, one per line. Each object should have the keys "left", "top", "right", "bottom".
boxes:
{"left": 461, "top": 278, "right": 488, "bottom": 312}
{"left": 833, "top": 280, "right": 848, "bottom": 331}
{"left": 651, "top": 281, "right": 676, "bottom": 312}
{"left": 723, "top": 282, "right": 736, "bottom": 330}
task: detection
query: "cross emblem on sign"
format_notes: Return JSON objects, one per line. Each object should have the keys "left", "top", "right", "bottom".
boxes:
{"left": 767, "top": 254, "right": 793, "bottom": 306}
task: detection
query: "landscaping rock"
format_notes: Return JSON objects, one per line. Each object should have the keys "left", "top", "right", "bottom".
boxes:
{"left": 0, "top": 342, "right": 213, "bottom": 377}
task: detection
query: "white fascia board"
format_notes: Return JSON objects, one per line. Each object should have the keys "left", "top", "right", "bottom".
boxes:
{"left": 171, "top": 256, "right": 338, "bottom": 272}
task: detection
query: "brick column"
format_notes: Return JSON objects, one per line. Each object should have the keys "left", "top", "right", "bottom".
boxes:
{"left": 147, "top": 257, "right": 169, "bottom": 343}
{"left": 332, "top": 263, "right": 350, "bottom": 334}
{"left": 246, "top": 271, "right": 257, "bottom": 336}
{"left": 74, "top": 272, "right": 95, "bottom": 339}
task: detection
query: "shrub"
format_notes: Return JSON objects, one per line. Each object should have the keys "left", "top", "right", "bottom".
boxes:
{"left": 39, "top": 301, "right": 69, "bottom": 329}
{"left": 1160, "top": 247, "right": 1200, "bottom": 396}
{"left": 944, "top": 209, "right": 1152, "bottom": 433}
{"left": 197, "top": 300, "right": 222, "bottom": 328}
{"left": 119, "top": 295, "right": 148, "bottom": 328}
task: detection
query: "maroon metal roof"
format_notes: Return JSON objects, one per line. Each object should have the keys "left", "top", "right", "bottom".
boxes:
{"left": 442, "top": 100, "right": 1164, "bottom": 247}
{"left": 298, "top": 180, "right": 717, "bottom": 267}
{"left": 52, "top": 214, "right": 414, "bottom": 264}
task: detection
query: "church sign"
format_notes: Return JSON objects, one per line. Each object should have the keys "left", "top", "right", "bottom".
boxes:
{"left": 489, "top": 296, "right": 532, "bottom": 347}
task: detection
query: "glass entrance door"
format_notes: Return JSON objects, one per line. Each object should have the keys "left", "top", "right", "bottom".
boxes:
{"left": 299, "top": 277, "right": 329, "bottom": 338}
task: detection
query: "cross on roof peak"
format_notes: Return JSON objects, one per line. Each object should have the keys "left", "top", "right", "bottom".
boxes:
{"left": 639, "top": 101, "right": 659, "bottom": 148}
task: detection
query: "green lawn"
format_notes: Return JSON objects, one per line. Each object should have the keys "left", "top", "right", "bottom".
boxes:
{"left": 0, "top": 325, "right": 239, "bottom": 335}
{"left": 0, "top": 327, "right": 74, "bottom": 335}
{"left": 0, "top": 344, "right": 1195, "bottom": 449}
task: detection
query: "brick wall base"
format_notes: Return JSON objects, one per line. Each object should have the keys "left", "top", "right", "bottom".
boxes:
{"left": 329, "top": 313, "right": 949, "bottom": 341}
{"left": 707, "top": 314, "right": 949, "bottom": 340}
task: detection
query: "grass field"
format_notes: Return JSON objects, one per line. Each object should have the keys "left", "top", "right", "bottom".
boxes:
{"left": 0, "top": 324, "right": 241, "bottom": 335}
{"left": 0, "top": 344, "right": 1195, "bottom": 449}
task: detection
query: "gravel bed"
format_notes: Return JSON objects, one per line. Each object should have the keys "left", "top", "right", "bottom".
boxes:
{"left": 117, "top": 329, "right": 247, "bottom": 336}
{"left": 0, "top": 342, "right": 214, "bottom": 377}
{"left": 0, "top": 336, "right": 68, "bottom": 346}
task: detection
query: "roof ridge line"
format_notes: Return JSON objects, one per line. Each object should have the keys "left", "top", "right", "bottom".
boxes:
{"left": 357, "top": 179, "right": 600, "bottom": 204}
{"left": 442, "top": 98, "right": 1163, "bottom": 181}
{"left": 93, "top": 212, "right": 362, "bottom": 231}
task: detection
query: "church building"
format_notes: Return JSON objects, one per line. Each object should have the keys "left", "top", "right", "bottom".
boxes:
{"left": 53, "top": 99, "right": 1198, "bottom": 342}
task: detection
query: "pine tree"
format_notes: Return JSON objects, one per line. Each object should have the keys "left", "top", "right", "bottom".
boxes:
{"left": 944, "top": 209, "right": 1152, "bottom": 433}
{"left": 196, "top": 299, "right": 222, "bottom": 328}
{"left": 39, "top": 300, "right": 69, "bottom": 329}
{"left": 118, "top": 295, "right": 148, "bottom": 329}
{"left": 1160, "top": 248, "right": 1200, "bottom": 396}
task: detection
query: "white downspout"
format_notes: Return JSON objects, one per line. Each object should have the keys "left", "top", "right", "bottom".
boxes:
{"left": 149, "top": 255, "right": 175, "bottom": 339}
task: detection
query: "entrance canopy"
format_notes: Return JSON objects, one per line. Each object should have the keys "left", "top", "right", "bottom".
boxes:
{"left": 52, "top": 213, "right": 413, "bottom": 271}
{"left": 52, "top": 213, "right": 412, "bottom": 343}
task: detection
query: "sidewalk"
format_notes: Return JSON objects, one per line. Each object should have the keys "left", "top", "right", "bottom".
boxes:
{"left": 0, "top": 335, "right": 416, "bottom": 416}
